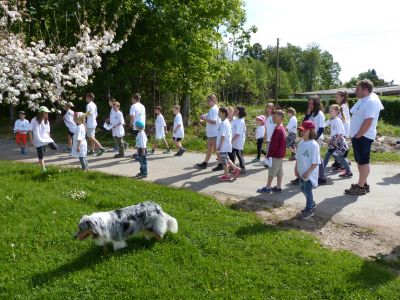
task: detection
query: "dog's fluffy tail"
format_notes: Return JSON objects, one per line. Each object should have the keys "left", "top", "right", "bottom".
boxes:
{"left": 166, "top": 214, "right": 178, "bottom": 233}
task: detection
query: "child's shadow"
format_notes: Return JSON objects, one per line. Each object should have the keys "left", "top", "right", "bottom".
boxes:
{"left": 31, "top": 238, "right": 156, "bottom": 287}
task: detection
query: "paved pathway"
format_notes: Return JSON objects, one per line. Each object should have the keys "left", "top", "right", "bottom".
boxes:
{"left": 1, "top": 139, "right": 399, "bottom": 233}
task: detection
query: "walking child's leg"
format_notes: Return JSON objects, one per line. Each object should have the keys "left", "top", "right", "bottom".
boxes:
{"left": 228, "top": 152, "right": 235, "bottom": 164}
{"left": 335, "top": 155, "right": 351, "bottom": 173}
{"left": 266, "top": 176, "right": 273, "bottom": 188}
{"left": 237, "top": 149, "right": 245, "bottom": 169}
{"left": 323, "top": 151, "right": 333, "bottom": 168}
{"left": 277, "top": 175, "right": 283, "bottom": 188}
{"left": 305, "top": 180, "right": 315, "bottom": 209}
{"left": 162, "top": 138, "right": 170, "bottom": 149}
{"left": 117, "top": 137, "right": 124, "bottom": 155}
{"left": 256, "top": 139, "right": 262, "bottom": 159}
{"left": 79, "top": 157, "right": 86, "bottom": 170}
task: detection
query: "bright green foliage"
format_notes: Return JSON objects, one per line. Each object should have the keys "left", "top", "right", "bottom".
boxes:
{"left": 1, "top": 161, "right": 400, "bottom": 298}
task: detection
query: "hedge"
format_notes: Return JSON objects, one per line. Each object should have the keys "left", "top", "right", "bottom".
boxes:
{"left": 275, "top": 99, "right": 400, "bottom": 125}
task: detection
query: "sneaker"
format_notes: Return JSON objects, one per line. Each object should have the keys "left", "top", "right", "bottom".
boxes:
{"left": 132, "top": 153, "right": 138, "bottom": 159}
{"left": 318, "top": 178, "right": 327, "bottom": 185}
{"left": 134, "top": 173, "right": 147, "bottom": 179}
{"left": 114, "top": 154, "right": 124, "bottom": 158}
{"left": 180, "top": 148, "right": 187, "bottom": 155}
{"left": 150, "top": 149, "right": 155, "bottom": 154}
{"left": 87, "top": 150, "right": 95, "bottom": 156}
{"left": 331, "top": 161, "right": 340, "bottom": 170}
{"left": 124, "top": 143, "right": 128, "bottom": 151}
{"left": 301, "top": 202, "right": 316, "bottom": 213}
{"left": 96, "top": 148, "right": 106, "bottom": 156}
{"left": 233, "top": 168, "right": 241, "bottom": 179}
{"left": 299, "top": 208, "right": 315, "bottom": 220}
{"left": 212, "top": 164, "right": 224, "bottom": 171}
{"left": 256, "top": 186, "right": 273, "bottom": 193}
{"left": 290, "top": 178, "right": 300, "bottom": 185}
{"left": 339, "top": 172, "right": 353, "bottom": 178}
{"left": 163, "top": 149, "right": 171, "bottom": 154}
{"left": 63, "top": 148, "right": 71, "bottom": 153}
{"left": 196, "top": 162, "right": 208, "bottom": 169}
{"left": 252, "top": 158, "right": 260, "bottom": 163}
{"left": 240, "top": 168, "right": 246, "bottom": 174}
{"left": 272, "top": 186, "right": 282, "bottom": 193}
{"left": 288, "top": 157, "right": 296, "bottom": 161}
{"left": 345, "top": 184, "right": 366, "bottom": 195}
{"left": 218, "top": 175, "right": 231, "bottom": 182}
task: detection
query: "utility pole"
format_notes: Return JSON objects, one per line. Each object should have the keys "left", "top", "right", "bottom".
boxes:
{"left": 275, "top": 38, "right": 280, "bottom": 105}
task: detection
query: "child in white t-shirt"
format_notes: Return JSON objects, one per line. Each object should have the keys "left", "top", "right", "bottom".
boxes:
{"left": 323, "top": 105, "right": 352, "bottom": 178}
{"left": 229, "top": 106, "right": 247, "bottom": 173}
{"left": 151, "top": 106, "right": 170, "bottom": 154}
{"left": 111, "top": 101, "right": 126, "bottom": 158}
{"left": 264, "top": 102, "right": 275, "bottom": 167}
{"left": 295, "top": 121, "right": 320, "bottom": 220}
{"left": 217, "top": 107, "right": 241, "bottom": 181}
{"left": 62, "top": 101, "right": 76, "bottom": 152}
{"left": 28, "top": 106, "right": 58, "bottom": 173}
{"left": 172, "top": 105, "right": 186, "bottom": 156}
{"left": 71, "top": 112, "right": 89, "bottom": 171}
{"left": 14, "top": 111, "right": 30, "bottom": 155}
{"left": 253, "top": 115, "right": 266, "bottom": 162}
{"left": 134, "top": 121, "right": 148, "bottom": 179}
{"left": 286, "top": 107, "right": 298, "bottom": 161}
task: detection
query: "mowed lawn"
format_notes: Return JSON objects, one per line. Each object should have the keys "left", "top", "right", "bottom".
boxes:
{"left": 0, "top": 161, "right": 399, "bottom": 299}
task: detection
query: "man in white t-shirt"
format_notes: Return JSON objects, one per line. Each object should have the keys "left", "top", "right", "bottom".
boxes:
{"left": 345, "top": 80, "right": 384, "bottom": 196}
{"left": 129, "top": 93, "right": 146, "bottom": 159}
{"left": 197, "top": 94, "right": 221, "bottom": 170}
{"left": 85, "top": 93, "right": 106, "bottom": 156}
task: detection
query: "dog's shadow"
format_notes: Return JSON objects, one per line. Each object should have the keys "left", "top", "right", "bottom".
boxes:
{"left": 31, "top": 238, "right": 156, "bottom": 287}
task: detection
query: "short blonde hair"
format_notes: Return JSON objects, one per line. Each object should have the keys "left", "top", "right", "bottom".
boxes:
{"left": 173, "top": 105, "right": 181, "bottom": 111}
{"left": 287, "top": 107, "right": 296, "bottom": 115}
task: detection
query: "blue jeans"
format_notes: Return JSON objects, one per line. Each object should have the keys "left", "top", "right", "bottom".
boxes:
{"left": 138, "top": 151, "right": 147, "bottom": 175}
{"left": 299, "top": 178, "right": 315, "bottom": 210}
{"left": 323, "top": 150, "right": 351, "bottom": 173}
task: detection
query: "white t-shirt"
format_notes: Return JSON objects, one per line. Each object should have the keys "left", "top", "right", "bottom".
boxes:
{"left": 217, "top": 119, "right": 232, "bottom": 153}
{"left": 206, "top": 104, "right": 220, "bottom": 138}
{"left": 286, "top": 115, "right": 298, "bottom": 134}
{"left": 295, "top": 139, "right": 321, "bottom": 187}
{"left": 130, "top": 102, "right": 146, "bottom": 130}
{"left": 255, "top": 125, "right": 265, "bottom": 139}
{"left": 71, "top": 124, "right": 87, "bottom": 158}
{"left": 135, "top": 131, "right": 147, "bottom": 149}
{"left": 326, "top": 117, "right": 345, "bottom": 137}
{"left": 350, "top": 93, "right": 384, "bottom": 140}
{"left": 231, "top": 118, "right": 246, "bottom": 150}
{"left": 155, "top": 114, "right": 167, "bottom": 139}
{"left": 173, "top": 113, "right": 184, "bottom": 138}
{"left": 64, "top": 109, "right": 76, "bottom": 133}
{"left": 111, "top": 110, "right": 125, "bottom": 137}
{"left": 340, "top": 104, "right": 350, "bottom": 138}
{"left": 110, "top": 107, "right": 116, "bottom": 120}
{"left": 308, "top": 111, "right": 325, "bottom": 140}
{"left": 86, "top": 101, "right": 98, "bottom": 129}
{"left": 29, "top": 117, "right": 54, "bottom": 147}
{"left": 14, "top": 119, "right": 30, "bottom": 133}
{"left": 265, "top": 115, "right": 275, "bottom": 142}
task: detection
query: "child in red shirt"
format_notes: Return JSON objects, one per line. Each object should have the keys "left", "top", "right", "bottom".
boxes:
{"left": 257, "top": 110, "right": 286, "bottom": 193}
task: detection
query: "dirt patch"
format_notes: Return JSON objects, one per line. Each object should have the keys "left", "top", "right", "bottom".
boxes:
{"left": 210, "top": 191, "right": 400, "bottom": 263}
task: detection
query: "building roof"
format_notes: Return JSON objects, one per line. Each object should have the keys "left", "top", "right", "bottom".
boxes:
{"left": 295, "top": 85, "right": 400, "bottom": 97}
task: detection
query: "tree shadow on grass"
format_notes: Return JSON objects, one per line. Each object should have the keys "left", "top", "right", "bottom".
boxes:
{"left": 30, "top": 238, "right": 156, "bottom": 287}
{"left": 347, "top": 260, "right": 398, "bottom": 290}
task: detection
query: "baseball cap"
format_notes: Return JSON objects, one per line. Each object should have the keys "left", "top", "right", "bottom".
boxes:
{"left": 38, "top": 106, "right": 51, "bottom": 113}
{"left": 298, "top": 120, "right": 315, "bottom": 131}
{"left": 135, "top": 120, "right": 145, "bottom": 129}
{"left": 256, "top": 115, "right": 266, "bottom": 125}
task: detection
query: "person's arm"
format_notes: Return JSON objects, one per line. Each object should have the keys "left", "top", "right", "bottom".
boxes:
{"left": 76, "top": 139, "right": 81, "bottom": 152}
{"left": 302, "top": 163, "right": 318, "bottom": 180}
{"left": 294, "top": 161, "right": 299, "bottom": 177}
{"left": 164, "top": 125, "right": 168, "bottom": 133}
{"left": 207, "top": 119, "right": 217, "bottom": 125}
{"left": 232, "top": 133, "right": 240, "bottom": 144}
{"left": 355, "top": 118, "right": 374, "bottom": 138}
{"left": 28, "top": 131, "right": 34, "bottom": 147}
{"left": 316, "top": 127, "right": 324, "bottom": 139}
{"left": 174, "top": 124, "right": 181, "bottom": 134}
{"left": 333, "top": 134, "right": 343, "bottom": 147}
{"left": 217, "top": 136, "right": 224, "bottom": 151}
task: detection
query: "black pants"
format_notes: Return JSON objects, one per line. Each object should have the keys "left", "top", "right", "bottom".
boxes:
{"left": 36, "top": 142, "right": 58, "bottom": 160}
{"left": 229, "top": 148, "right": 245, "bottom": 169}
{"left": 256, "top": 138, "right": 266, "bottom": 159}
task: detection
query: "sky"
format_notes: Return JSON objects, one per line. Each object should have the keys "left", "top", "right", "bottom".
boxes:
{"left": 244, "top": 0, "right": 400, "bottom": 85}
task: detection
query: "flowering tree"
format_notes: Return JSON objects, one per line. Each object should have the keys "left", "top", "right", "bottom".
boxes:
{"left": 0, "top": 0, "right": 137, "bottom": 110}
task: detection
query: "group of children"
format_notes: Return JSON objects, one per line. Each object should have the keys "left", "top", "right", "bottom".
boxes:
{"left": 15, "top": 91, "right": 352, "bottom": 219}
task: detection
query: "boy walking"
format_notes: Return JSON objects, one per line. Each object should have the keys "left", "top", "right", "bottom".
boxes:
{"left": 85, "top": 93, "right": 106, "bottom": 156}
{"left": 134, "top": 121, "right": 148, "bottom": 179}
{"left": 286, "top": 107, "right": 298, "bottom": 160}
{"left": 14, "top": 111, "right": 29, "bottom": 154}
{"left": 111, "top": 101, "right": 126, "bottom": 158}
{"left": 172, "top": 105, "right": 186, "bottom": 156}
{"left": 257, "top": 110, "right": 286, "bottom": 193}
{"left": 151, "top": 106, "right": 170, "bottom": 154}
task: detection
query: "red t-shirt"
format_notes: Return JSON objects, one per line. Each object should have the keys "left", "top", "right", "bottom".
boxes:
{"left": 267, "top": 125, "right": 286, "bottom": 158}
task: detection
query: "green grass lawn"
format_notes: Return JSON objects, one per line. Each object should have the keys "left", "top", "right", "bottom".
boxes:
{"left": 1, "top": 161, "right": 399, "bottom": 298}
